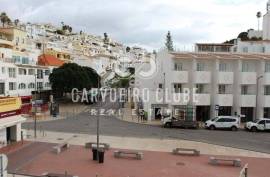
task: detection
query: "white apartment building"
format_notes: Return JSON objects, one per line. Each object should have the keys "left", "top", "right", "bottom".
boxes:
{"left": 135, "top": 50, "right": 270, "bottom": 122}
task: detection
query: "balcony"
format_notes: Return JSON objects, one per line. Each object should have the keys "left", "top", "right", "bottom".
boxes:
{"left": 263, "top": 73, "right": 270, "bottom": 85}
{"left": 0, "top": 38, "right": 13, "bottom": 47}
{"left": 194, "top": 94, "right": 211, "bottom": 106}
{"left": 238, "top": 95, "right": 256, "bottom": 107}
{"left": 171, "top": 93, "right": 189, "bottom": 105}
{"left": 217, "top": 72, "right": 234, "bottom": 84}
{"left": 239, "top": 72, "right": 257, "bottom": 85}
{"left": 263, "top": 96, "right": 270, "bottom": 107}
{"left": 215, "top": 94, "right": 233, "bottom": 106}
{"left": 170, "top": 71, "right": 188, "bottom": 83}
{"left": 193, "top": 71, "right": 211, "bottom": 83}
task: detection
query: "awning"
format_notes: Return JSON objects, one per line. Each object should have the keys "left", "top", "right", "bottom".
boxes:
{"left": 0, "top": 115, "right": 26, "bottom": 129}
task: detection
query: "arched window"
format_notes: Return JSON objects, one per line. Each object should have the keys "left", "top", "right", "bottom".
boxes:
{"left": 18, "top": 83, "right": 26, "bottom": 89}
{"left": 28, "top": 83, "right": 35, "bottom": 89}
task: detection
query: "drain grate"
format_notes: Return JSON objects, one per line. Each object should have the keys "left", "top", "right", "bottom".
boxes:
{"left": 57, "top": 138, "right": 64, "bottom": 141}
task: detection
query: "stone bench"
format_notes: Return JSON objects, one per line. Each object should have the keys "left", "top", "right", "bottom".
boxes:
{"left": 85, "top": 142, "right": 110, "bottom": 150}
{"left": 53, "top": 142, "right": 70, "bottom": 154}
{"left": 172, "top": 148, "right": 200, "bottom": 156}
{"left": 209, "top": 156, "right": 241, "bottom": 167}
{"left": 42, "top": 172, "right": 78, "bottom": 177}
{"left": 114, "top": 150, "right": 143, "bottom": 160}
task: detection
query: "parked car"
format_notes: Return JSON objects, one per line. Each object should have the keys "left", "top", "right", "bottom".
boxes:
{"left": 161, "top": 116, "right": 199, "bottom": 129}
{"left": 245, "top": 118, "right": 270, "bottom": 132}
{"left": 205, "top": 116, "right": 240, "bottom": 131}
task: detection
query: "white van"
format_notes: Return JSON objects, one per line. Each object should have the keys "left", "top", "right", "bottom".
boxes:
{"left": 205, "top": 116, "right": 240, "bottom": 131}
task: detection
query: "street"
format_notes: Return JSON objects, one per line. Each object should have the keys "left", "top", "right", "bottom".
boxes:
{"left": 23, "top": 100, "right": 270, "bottom": 154}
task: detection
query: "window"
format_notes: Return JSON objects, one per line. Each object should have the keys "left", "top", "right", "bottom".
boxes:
{"left": 173, "top": 83, "right": 182, "bottom": 93}
{"left": 1, "top": 67, "right": 5, "bottom": 74}
{"left": 28, "top": 83, "right": 35, "bottom": 89}
{"left": 265, "top": 61, "right": 270, "bottom": 72}
{"left": 21, "top": 57, "right": 29, "bottom": 64}
{"left": 242, "top": 62, "right": 254, "bottom": 72}
{"left": 265, "top": 86, "right": 270, "bottom": 95}
{"left": 28, "top": 69, "right": 35, "bottom": 75}
{"left": 241, "top": 85, "right": 248, "bottom": 95}
{"left": 0, "top": 83, "right": 4, "bottom": 94}
{"left": 196, "top": 84, "right": 205, "bottom": 94}
{"left": 19, "top": 68, "right": 27, "bottom": 75}
{"left": 18, "top": 83, "right": 26, "bottom": 89}
{"left": 266, "top": 120, "right": 270, "bottom": 124}
{"left": 37, "top": 69, "right": 43, "bottom": 79}
{"left": 8, "top": 68, "right": 16, "bottom": 78}
{"left": 174, "top": 62, "right": 183, "bottom": 71}
{"left": 45, "top": 70, "right": 50, "bottom": 76}
{"left": 218, "top": 85, "right": 226, "bottom": 94}
{"left": 158, "top": 83, "right": 163, "bottom": 89}
{"left": 219, "top": 62, "right": 227, "bottom": 72}
{"left": 258, "top": 120, "right": 266, "bottom": 125}
{"left": 262, "top": 47, "right": 265, "bottom": 53}
{"left": 197, "top": 62, "right": 205, "bottom": 71}
{"left": 9, "top": 82, "right": 16, "bottom": 90}
{"left": 12, "top": 56, "right": 20, "bottom": 63}
{"left": 243, "top": 47, "right": 248, "bottom": 53}
{"left": 45, "top": 82, "right": 50, "bottom": 88}
{"left": 37, "top": 82, "right": 43, "bottom": 90}
{"left": 217, "top": 118, "right": 226, "bottom": 122}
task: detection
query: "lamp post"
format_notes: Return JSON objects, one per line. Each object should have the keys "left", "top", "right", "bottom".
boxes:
{"left": 96, "top": 76, "right": 100, "bottom": 162}
{"left": 34, "top": 70, "right": 46, "bottom": 138}
{"left": 255, "top": 75, "right": 263, "bottom": 121}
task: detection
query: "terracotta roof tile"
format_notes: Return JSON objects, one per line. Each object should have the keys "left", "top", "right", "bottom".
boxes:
{"left": 38, "top": 54, "right": 64, "bottom": 67}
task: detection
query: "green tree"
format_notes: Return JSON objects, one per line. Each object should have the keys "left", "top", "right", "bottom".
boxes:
{"left": 0, "top": 12, "right": 11, "bottom": 27}
{"left": 165, "top": 31, "right": 174, "bottom": 51}
{"left": 49, "top": 63, "right": 100, "bottom": 96}
{"left": 104, "top": 32, "right": 109, "bottom": 43}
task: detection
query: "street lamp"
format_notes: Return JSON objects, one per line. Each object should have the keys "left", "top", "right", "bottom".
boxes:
{"left": 34, "top": 70, "right": 47, "bottom": 138}
{"left": 255, "top": 75, "right": 263, "bottom": 121}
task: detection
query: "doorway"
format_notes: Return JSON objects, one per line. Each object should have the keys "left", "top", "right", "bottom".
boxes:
{"left": 241, "top": 107, "right": 254, "bottom": 122}
{"left": 196, "top": 106, "right": 210, "bottom": 121}
{"left": 6, "top": 127, "right": 11, "bottom": 144}
{"left": 154, "top": 108, "right": 162, "bottom": 120}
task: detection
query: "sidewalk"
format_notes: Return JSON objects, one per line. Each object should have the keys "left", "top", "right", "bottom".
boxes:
{"left": 24, "top": 102, "right": 88, "bottom": 123}
{"left": 24, "top": 129, "right": 270, "bottom": 158}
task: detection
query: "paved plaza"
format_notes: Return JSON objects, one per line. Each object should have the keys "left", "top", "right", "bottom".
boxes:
{"left": 2, "top": 141, "right": 270, "bottom": 177}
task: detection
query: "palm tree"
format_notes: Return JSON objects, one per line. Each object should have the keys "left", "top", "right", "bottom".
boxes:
{"left": 0, "top": 12, "right": 11, "bottom": 27}
{"left": 257, "top": 11, "right": 262, "bottom": 31}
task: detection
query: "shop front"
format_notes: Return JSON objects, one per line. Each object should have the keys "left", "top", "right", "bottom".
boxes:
{"left": 0, "top": 97, "right": 26, "bottom": 147}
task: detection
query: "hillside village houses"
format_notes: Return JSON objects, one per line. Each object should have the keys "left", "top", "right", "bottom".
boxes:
{"left": 135, "top": 0, "right": 270, "bottom": 122}
{"left": 0, "top": 20, "right": 151, "bottom": 102}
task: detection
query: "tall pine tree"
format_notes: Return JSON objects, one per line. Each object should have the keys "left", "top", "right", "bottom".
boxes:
{"left": 165, "top": 31, "right": 174, "bottom": 51}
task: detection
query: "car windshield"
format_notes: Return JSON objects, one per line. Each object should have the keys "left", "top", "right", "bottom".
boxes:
{"left": 211, "top": 117, "right": 218, "bottom": 121}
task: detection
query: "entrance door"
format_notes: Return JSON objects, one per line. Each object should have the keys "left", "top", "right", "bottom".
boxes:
{"left": 218, "top": 106, "right": 232, "bottom": 116}
{"left": 154, "top": 108, "right": 162, "bottom": 120}
{"left": 241, "top": 107, "right": 254, "bottom": 122}
{"left": 0, "top": 83, "right": 4, "bottom": 95}
{"left": 6, "top": 127, "right": 11, "bottom": 144}
{"left": 196, "top": 106, "right": 210, "bottom": 121}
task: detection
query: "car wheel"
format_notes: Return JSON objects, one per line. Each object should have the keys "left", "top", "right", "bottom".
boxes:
{"left": 231, "top": 126, "right": 238, "bottom": 131}
{"left": 209, "top": 125, "right": 215, "bottom": 130}
{"left": 165, "top": 123, "right": 172, "bottom": 128}
{"left": 251, "top": 126, "right": 257, "bottom": 132}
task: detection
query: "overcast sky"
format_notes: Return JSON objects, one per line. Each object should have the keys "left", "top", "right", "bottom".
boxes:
{"left": 0, "top": 0, "right": 268, "bottom": 51}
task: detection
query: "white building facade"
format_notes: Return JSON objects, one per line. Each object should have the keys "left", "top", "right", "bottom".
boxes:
{"left": 135, "top": 50, "right": 270, "bottom": 122}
